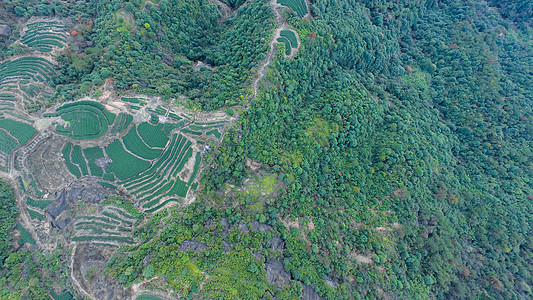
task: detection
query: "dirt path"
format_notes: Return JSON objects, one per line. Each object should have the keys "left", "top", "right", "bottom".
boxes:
{"left": 69, "top": 245, "right": 94, "bottom": 299}
{"left": 250, "top": 0, "right": 302, "bottom": 105}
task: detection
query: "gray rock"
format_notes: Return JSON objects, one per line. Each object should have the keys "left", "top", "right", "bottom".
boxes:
{"left": 251, "top": 221, "right": 273, "bottom": 232}
{"left": 266, "top": 258, "right": 291, "bottom": 288}
{"left": 46, "top": 179, "right": 120, "bottom": 228}
{"left": 179, "top": 240, "right": 207, "bottom": 252}
{"left": 0, "top": 25, "right": 11, "bottom": 36}
{"left": 302, "top": 284, "right": 324, "bottom": 300}
{"left": 270, "top": 236, "right": 285, "bottom": 252}
{"left": 95, "top": 157, "right": 112, "bottom": 170}
{"left": 223, "top": 241, "right": 232, "bottom": 253}
{"left": 236, "top": 222, "right": 249, "bottom": 233}
{"left": 220, "top": 217, "right": 229, "bottom": 239}
{"left": 204, "top": 219, "right": 213, "bottom": 228}
{"left": 253, "top": 251, "right": 264, "bottom": 262}
{"left": 143, "top": 254, "right": 151, "bottom": 266}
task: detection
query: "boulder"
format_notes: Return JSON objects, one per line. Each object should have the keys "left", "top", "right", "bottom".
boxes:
{"left": 266, "top": 258, "right": 291, "bottom": 288}
{"left": 179, "top": 240, "right": 207, "bottom": 252}
{"left": 0, "top": 25, "right": 11, "bottom": 36}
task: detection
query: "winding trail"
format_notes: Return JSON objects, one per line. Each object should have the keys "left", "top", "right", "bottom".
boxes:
{"left": 250, "top": 0, "right": 302, "bottom": 105}
{"left": 250, "top": 0, "right": 285, "bottom": 105}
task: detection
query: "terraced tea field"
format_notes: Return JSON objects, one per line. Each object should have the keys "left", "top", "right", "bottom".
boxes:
{"left": 0, "top": 18, "right": 233, "bottom": 299}
{"left": 277, "top": 29, "right": 299, "bottom": 56}
{"left": 21, "top": 20, "right": 67, "bottom": 53}
{"left": 278, "top": 0, "right": 307, "bottom": 17}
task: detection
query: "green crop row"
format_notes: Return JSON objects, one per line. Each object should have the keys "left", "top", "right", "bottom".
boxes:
{"left": 0, "top": 118, "right": 36, "bottom": 144}
{"left": 27, "top": 208, "right": 44, "bottom": 221}
{"left": 75, "top": 224, "right": 122, "bottom": 236}
{"left": 280, "top": 30, "right": 298, "bottom": 48}
{"left": 122, "top": 127, "right": 163, "bottom": 160}
{"left": 17, "top": 224, "right": 36, "bottom": 245}
{"left": 57, "top": 101, "right": 116, "bottom": 124}
{"left": 62, "top": 143, "right": 81, "bottom": 178}
{"left": 277, "top": 36, "right": 292, "bottom": 55}
{"left": 0, "top": 93, "right": 16, "bottom": 100}
{"left": 137, "top": 123, "right": 169, "bottom": 148}
{"left": 109, "top": 207, "right": 137, "bottom": 220}
{"left": 72, "top": 235, "right": 134, "bottom": 244}
{"left": 278, "top": 0, "right": 307, "bottom": 17}
{"left": 71, "top": 144, "right": 89, "bottom": 176}
{"left": 122, "top": 134, "right": 182, "bottom": 187}
{"left": 105, "top": 139, "right": 151, "bottom": 180}
{"left": 0, "top": 127, "right": 20, "bottom": 155}
{"left": 75, "top": 221, "right": 117, "bottom": 230}
{"left": 187, "top": 152, "right": 202, "bottom": 186}
{"left": 136, "top": 294, "right": 163, "bottom": 300}
{"left": 26, "top": 197, "right": 52, "bottom": 209}
{"left": 102, "top": 211, "right": 133, "bottom": 226}
{"left": 180, "top": 128, "right": 202, "bottom": 135}
{"left": 134, "top": 140, "right": 191, "bottom": 200}
{"left": 76, "top": 215, "right": 120, "bottom": 225}
{"left": 83, "top": 146, "right": 104, "bottom": 177}
{"left": 3, "top": 111, "right": 34, "bottom": 123}
{"left": 56, "top": 105, "right": 109, "bottom": 140}
{"left": 162, "top": 121, "right": 184, "bottom": 135}
{"left": 144, "top": 198, "right": 182, "bottom": 213}
{"left": 206, "top": 129, "right": 222, "bottom": 139}
{"left": 92, "top": 242, "right": 119, "bottom": 248}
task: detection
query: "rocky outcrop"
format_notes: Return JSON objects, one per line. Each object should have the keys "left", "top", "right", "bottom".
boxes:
{"left": 0, "top": 25, "right": 11, "bottom": 36}
{"left": 266, "top": 258, "right": 291, "bottom": 288}
{"left": 179, "top": 240, "right": 208, "bottom": 252}
{"left": 46, "top": 179, "right": 122, "bottom": 229}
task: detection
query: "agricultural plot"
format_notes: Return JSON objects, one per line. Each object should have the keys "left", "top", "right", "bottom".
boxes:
{"left": 73, "top": 206, "right": 137, "bottom": 245}
{"left": 27, "top": 207, "right": 44, "bottom": 221}
{"left": 17, "top": 224, "right": 36, "bottom": 245}
{"left": 278, "top": 0, "right": 308, "bottom": 17}
{"left": 0, "top": 118, "right": 37, "bottom": 144}
{"left": 137, "top": 123, "right": 169, "bottom": 148}
{"left": 22, "top": 21, "right": 67, "bottom": 53}
{"left": 0, "top": 57, "right": 56, "bottom": 105}
{"left": 62, "top": 143, "right": 81, "bottom": 178}
{"left": 118, "top": 131, "right": 202, "bottom": 211}
{"left": 105, "top": 139, "right": 151, "bottom": 180}
{"left": 26, "top": 197, "right": 52, "bottom": 210}
{"left": 121, "top": 97, "right": 148, "bottom": 106}
{"left": 277, "top": 36, "right": 292, "bottom": 55}
{"left": 83, "top": 146, "right": 104, "bottom": 177}
{"left": 71, "top": 144, "right": 89, "bottom": 176}
{"left": 0, "top": 128, "right": 20, "bottom": 170}
{"left": 53, "top": 101, "right": 116, "bottom": 140}
{"left": 122, "top": 127, "right": 163, "bottom": 160}
{"left": 277, "top": 30, "right": 298, "bottom": 56}
{"left": 111, "top": 112, "right": 133, "bottom": 134}
{"left": 50, "top": 290, "right": 74, "bottom": 300}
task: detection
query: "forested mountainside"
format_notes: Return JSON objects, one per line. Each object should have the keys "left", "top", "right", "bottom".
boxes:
{"left": 0, "top": 0, "right": 531, "bottom": 299}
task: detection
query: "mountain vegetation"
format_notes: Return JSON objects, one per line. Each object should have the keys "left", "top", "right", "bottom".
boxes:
{"left": 0, "top": 0, "right": 530, "bottom": 299}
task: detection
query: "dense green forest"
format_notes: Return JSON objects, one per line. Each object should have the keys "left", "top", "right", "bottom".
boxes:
{"left": 0, "top": 0, "right": 531, "bottom": 299}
